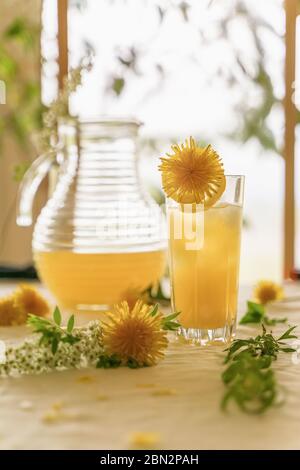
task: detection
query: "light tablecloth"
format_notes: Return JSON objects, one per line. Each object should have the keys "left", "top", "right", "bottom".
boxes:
{"left": 1, "top": 281, "right": 300, "bottom": 450}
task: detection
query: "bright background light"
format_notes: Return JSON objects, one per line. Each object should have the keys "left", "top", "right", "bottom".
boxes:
{"left": 41, "top": 0, "right": 300, "bottom": 283}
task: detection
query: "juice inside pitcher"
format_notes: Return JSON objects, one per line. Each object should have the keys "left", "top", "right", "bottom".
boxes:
{"left": 34, "top": 249, "right": 166, "bottom": 309}
{"left": 17, "top": 118, "right": 167, "bottom": 311}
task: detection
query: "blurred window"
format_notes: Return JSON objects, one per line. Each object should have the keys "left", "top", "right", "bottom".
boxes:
{"left": 42, "top": 0, "right": 288, "bottom": 282}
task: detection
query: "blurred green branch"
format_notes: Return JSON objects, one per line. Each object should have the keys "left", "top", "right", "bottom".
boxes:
{"left": 1, "top": 1, "right": 290, "bottom": 177}
{"left": 231, "top": 1, "right": 281, "bottom": 153}
{"left": 102, "top": 0, "right": 284, "bottom": 154}
{"left": 0, "top": 17, "right": 43, "bottom": 170}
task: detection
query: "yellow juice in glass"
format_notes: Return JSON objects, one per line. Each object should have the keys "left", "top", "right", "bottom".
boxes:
{"left": 34, "top": 250, "right": 166, "bottom": 310}
{"left": 168, "top": 203, "right": 242, "bottom": 332}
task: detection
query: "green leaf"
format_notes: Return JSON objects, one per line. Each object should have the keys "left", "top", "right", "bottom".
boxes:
{"left": 22, "top": 82, "right": 40, "bottom": 102}
{"left": 278, "top": 326, "right": 297, "bottom": 341}
{"left": 149, "top": 304, "right": 159, "bottom": 317}
{"left": 163, "top": 311, "right": 181, "bottom": 322}
{"left": 13, "top": 162, "right": 30, "bottom": 182}
{"left": 112, "top": 77, "right": 125, "bottom": 96}
{"left": 280, "top": 347, "right": 296, "bottom": 353}
{"left": 51, "top": 337, "right": 59, "bottom": 355}
{"left": 248, "top": 301, "right": 265, "bottom": 315}
{"left": 239, "top": 301, "right": 265, "bottom": 324}
{"left": 96, "top": 354, "right": 121, "bottom": 369}
{"left": 127, "top": 358, "right": 140, "bottom": 369}
{"left": 27, "top": 314, "right": 52, "bottom": 330}
{"left": 53, "top": 306, "right": 62, "bottom": 326}
{"left": 61, "top": 335, "right": 80, "bottom": 345}
{"left": 224, "top": 339, "right": 250, "bottom": 362}
{"left": 5, "top": 18, "right": 27, "bottom": 38}
{"left": 0, "top": 46, "right": 18, "bottom": 79}
{"left": 161, "top": 311, "right": 181, "bottom": 331}
{"left": 264, "top": 316, "right": 287, "bottom": 326}
{"left": 162, "top": 321, "right": 181, "bottom": 331}
{"left": 222, "top": 361, "right": 241, "bottom": 384}
{"left": 4, "top": 18, "right": 38, "bottom": 49}
{"left": 67, "top": 314, "right": 75, "bottom": 333}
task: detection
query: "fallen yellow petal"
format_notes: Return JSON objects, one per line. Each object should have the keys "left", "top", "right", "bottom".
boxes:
{"left": 96, "top": 394, "right": 109, "bottom": 401}
{"left": 42, "top": 401, "right": 65, "bottom": 423}
{"left": 151, "top": 388, "right": 177, "bottom": 396}
{"left": 135, "top": 383, "right": 157, "bottom": 389}
{"left": 51, "top": 401, "right": 64, "bottom": 411}
{"left": 42, "top": 410, "right": 60, "bottom": 424}
{"left": 129, "top": 432, "right": 161, "bottom": 449}
{"left": 77, "top": 375, "right": 95, "bottom": 383}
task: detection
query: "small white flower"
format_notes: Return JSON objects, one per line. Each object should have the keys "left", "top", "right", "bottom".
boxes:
{"left": 291, "top": 339, "right": 300, "bottom": 365}
{"left": 0, "top": 320, "right": 103, "bottom": 377}
{"left": 0, "top": 341, "right": 6, "bottom": 364}
{"left": 19, "top": 400, "right": 33, "bottom": 410}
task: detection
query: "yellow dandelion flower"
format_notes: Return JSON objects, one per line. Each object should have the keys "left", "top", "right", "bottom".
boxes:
{"left": 102, "top": 300, "right": 168, "bottom": 367}
{"left": 253, "top": 280, "right": 284, "bottom": 305}
{"left": 159, "top": 136, "right": 226, "bottom": 206}
{"left": 0, "top": 296, "right": 26, "bottom": 326}
{"left": 14, "top": 284, "right": 50, "bottom": 318}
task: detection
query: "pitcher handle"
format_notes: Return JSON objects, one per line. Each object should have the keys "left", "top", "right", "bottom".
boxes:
{"left": 16, "top": 151, "right": 56, "bottom": 226}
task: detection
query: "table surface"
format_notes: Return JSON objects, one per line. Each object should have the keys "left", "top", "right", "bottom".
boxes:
{"left": 1, "top": 281, "right": 300, "bottom": 450}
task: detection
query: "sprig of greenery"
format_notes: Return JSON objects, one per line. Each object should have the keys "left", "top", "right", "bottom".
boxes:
{"left": 221, "top": 325, "right": 297, "bottom": 414}
{"left": 239, "top": 301, "right": 287, "bottom": 326}
{"left": 96, "top": 354, "right": 143, "bottom": 370}
{"left": 12, "top": 301, "right": 181, "bottom": 375}
{"left": 148, "top": 303, "right": 181, "bottom": 331}
{"left": 1, "top": 316, "right": 103, "bottom": 377}
{"left": 34, "top": 57, "right": 93, "bottom": 155}
{"left": 162, "top": 311, "right": 181, "bottom": 331}
{"left": 27, "top": 306, "right": 80, "bottom": 355}
{"left": 96, "top": 354, "right": 122, "bottom": 369}
{"left": 263, "top": 316, "right": 287, "bottom": 326}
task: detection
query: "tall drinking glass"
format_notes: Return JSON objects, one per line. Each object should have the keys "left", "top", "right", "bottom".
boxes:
{"left": 167, "top": 175, "right": 244, "bottom": 344}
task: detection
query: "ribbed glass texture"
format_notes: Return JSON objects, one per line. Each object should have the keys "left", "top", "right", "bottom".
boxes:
{"left": 33, "top": 118, "right": 167, "bottom": 310}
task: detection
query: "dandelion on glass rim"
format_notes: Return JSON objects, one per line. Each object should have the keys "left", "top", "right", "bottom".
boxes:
{"left": 159, "top": 136, "right": 225, "bottom": 206}
{"left": 102, "top": 300, "right": 168, "bottom": 367}
{"left": 253, "top": 280, "right": 284, "bottom": 305}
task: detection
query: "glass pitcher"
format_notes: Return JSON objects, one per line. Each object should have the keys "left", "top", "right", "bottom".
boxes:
{"left": 17, "top": 118, "right": 167, "bottom": 310}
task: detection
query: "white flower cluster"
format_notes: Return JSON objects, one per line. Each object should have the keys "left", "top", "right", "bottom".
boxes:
{"left": 0, "top": 321, "right": 103, "bottom": 377}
